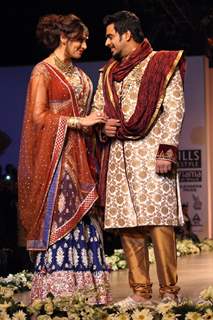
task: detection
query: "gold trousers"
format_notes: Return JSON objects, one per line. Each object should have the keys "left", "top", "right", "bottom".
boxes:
{"left": 120, "top": 226, "right": 180, "bottom": 298}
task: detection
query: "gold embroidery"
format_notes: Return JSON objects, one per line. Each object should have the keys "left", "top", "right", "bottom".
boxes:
{"left": 157, "top": 148, "right": 175, "bottom": 161}
{"left": 104, "top": 61, "right": 117, "bottom": 108}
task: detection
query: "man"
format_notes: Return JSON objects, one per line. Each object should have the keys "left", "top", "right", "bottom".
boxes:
{"left": 93, "top": 10, "right": 185, "bottom": 307}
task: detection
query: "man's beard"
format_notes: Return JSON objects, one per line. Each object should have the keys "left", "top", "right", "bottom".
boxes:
{"left": 112, "top": 51, "right": 122, "bottom": 61}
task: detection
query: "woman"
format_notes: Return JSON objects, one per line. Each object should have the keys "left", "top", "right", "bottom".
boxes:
{"left": 18, "top": 13, "right": 111, "bottom": 304}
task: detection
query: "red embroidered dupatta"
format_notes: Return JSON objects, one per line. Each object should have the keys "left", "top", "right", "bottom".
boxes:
{"left": 18, "top": 62, "right": 98, "bottom": 250}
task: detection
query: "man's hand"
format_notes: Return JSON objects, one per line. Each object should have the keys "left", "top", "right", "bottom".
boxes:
{"left": 156, "top": 159, "right": 172, "bottom": 174}
{"left": 103, "top": 118, "right": 121, "bottom": 137}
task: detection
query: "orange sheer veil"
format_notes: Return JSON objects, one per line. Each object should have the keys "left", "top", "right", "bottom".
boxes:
{"left": 18, "top": 63, "right": 97, "bottom": 249}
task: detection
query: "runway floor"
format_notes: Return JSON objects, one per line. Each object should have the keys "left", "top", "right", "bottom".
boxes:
{"left": 14, "top": 252, "right": 213, "bottom": 305}
{"left": 110, "top": 251, "right": 213, "bottom": 302}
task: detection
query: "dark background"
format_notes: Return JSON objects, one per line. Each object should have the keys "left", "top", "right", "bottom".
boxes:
{"left": 1, "top": 0, "right": 213, "bottom": 67}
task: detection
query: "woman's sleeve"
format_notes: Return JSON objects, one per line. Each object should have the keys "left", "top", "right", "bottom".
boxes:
{"left": 27, "top": 64, "right": 62, "bottom": 126}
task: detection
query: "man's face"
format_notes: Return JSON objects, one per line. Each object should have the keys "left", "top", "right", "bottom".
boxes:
{"left": 105, "top": 23, "right": 126, "bottom": 60}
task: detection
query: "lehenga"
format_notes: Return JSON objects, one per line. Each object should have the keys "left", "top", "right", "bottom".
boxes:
{"left": 18, "top": 61, "right": 111, "bottom": 304}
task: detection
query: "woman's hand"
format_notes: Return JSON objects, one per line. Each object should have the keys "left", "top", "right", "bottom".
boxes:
{"left": 79, "top": 111, "right": 107, "bottom": 127}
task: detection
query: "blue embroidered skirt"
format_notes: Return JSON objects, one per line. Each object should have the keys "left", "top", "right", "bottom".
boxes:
{"left": 31, "top": 215, "right": 111, "bottom": 304}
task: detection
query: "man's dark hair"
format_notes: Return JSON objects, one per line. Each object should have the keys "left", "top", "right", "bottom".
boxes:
{"left": 103, "top": 10, "right": 144, "bottom": 43}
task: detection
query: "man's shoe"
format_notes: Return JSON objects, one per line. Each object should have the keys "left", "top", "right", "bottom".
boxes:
{"left": 160, "top": 292, "right": 182, "bottom": 304}
{"left": 113, "top": 296, "right": 153, "bottom": 310}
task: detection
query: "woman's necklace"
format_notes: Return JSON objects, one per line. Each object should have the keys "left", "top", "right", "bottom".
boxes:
{"left": 52, "top": 52, "right": 74, "bottom": 77}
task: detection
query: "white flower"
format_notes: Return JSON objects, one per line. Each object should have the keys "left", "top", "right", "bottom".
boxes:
{"left": 148, "top": 248, "right": 155, "bottom": 264}
{"left": 200, "top": 239, "right": 213, "bottom": 251}
{"left": 5, "top": 274, "right": 14, "bottom": 283}
{"left": 176, "top": 240, "right": 200, "bottom": 256}
{"left": 203, "top": 308, "right": 213, "bottom": 319}
{"left": 200, "top": 244, "right": 212, "bottom": 252}
{"left": 0, "top": 287, "right": 14, "bottom": 298}
{"left": 12, "top": 310, "right": 27, "bottom": 320}
{"left": 114, "top": 249, "right": 124, "bottom": 257}
{"left": 108, "top": 256, "right": 120, "bottom": 264}
{"left": 156, "top": 301, "right": 177, "bottom": 314}
{"left": 44, "top": 301, "right": 54, "bottom": 315}
{"left": 0, "top": 311, "right": 11, "bottom": 320}
{"left": 106, "top": 315, "right": 117, "bottom": 320}
{"left": 161, "top": 312, "right": 178, "bottom": 320}
{"left": 105, "top": 255, "right": 120, "bottom": 270}
{"left": 114, "top": 313, "right": 130, "bottom": 320}
{"left": 67, "top": 313, "right": 81, "bottom": 320}
{"left": 132, "top": 308, "right": 153, "bottom": 320}
{"left": 0, "top": 301, "right": 12, "bottom": 311}
{"left": 37, "top": 316, "right": 52, "bottom": 320}
{"left": 31, "top": 298, "right": 44, "bottom": 311}
{"left": 0, "top": 271, "right": 33, "bottom": 294}
{"left": 199, "top": 286, "right": 213, "bottom": 301}
{"left": 26, "top": 282, "right": 32, "bottom": 289}
{"left": 117, "top": 260, "right": 127, "bottom": 269}
{"left": 111, "top": 265, "right": 119, "bottom": 271}
{"left": 185, "top": 311, "right": 203, "bottom": 320}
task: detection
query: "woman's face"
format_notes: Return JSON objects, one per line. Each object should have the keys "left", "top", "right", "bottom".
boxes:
{"left": 64, "top": 33, "right": 88, "bottom": 60}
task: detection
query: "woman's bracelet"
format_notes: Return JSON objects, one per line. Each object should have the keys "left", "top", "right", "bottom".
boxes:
{"left": 67, "top": 117, "right": 82, "bottom": 129}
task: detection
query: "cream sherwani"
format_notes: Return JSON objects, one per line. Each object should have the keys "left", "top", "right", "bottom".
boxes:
{"left": 93, "top": 51, "right": 185, "bottom": 230}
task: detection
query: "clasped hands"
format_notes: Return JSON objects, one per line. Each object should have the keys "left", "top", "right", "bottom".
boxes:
{"left": 79, "top": 110, "right": 108, "bottom": 127}
{"left": 80, "top": 112, "right": 121, "bottom": 137}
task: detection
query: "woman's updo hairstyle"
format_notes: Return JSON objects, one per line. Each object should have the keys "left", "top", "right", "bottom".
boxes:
{"left": 36, "top": 14, "right": 89, "bottom": 50}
